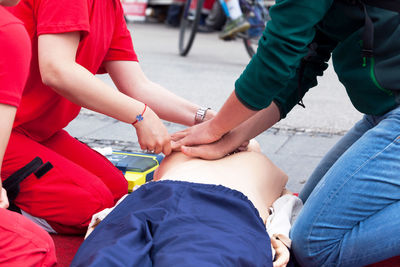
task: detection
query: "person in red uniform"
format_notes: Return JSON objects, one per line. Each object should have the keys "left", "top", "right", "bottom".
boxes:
{"left": 0, "top": 0, "right": 57, "bottom": 265}
{"left": 3, "top": 0, "right": 214, "bottom": 235}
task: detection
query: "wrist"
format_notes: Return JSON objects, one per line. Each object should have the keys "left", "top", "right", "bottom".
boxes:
{"left": 131, "top": 103, "right": 147, "bottom": 128}
{"left": 204, "top": 109, "right": 216, "bottom": 121}
{"left": 194, "top": 107, "right": 211, "bottom": 125}
{"left": 209, "top": 117, "right": 228, "bottom": 139}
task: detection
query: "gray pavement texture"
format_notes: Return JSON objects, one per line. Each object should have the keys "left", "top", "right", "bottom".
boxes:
{"left": 65, "top": 22, "right": 363, "bottom": 193}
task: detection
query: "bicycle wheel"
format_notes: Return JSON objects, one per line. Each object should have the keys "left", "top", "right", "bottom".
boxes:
{"left": 178, "top": 0, "right": 205, "bottom": 56}
{"left": 241, "top": 0, "right": 270, "bottom": 58}
{"left": 243, "top": 35, "right": 258, "bottom": 58}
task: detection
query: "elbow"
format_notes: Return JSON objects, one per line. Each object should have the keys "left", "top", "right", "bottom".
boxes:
{"left": 39, "top": 60, "right": 66, "bottom": 90}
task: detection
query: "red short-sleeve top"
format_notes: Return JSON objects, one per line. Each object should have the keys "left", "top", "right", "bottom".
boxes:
{"left": 8, "top": 0, "right": 138, "bottom": 141}
{"left": 0, "top": 6, "right": 31, "bottom": 108}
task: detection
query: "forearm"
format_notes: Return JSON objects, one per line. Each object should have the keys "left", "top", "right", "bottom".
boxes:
{"left": 127, "top": 79, "right": 201, "bottom": 126}
{"left": 209, "top": 91, "right": 258, "bottom": 137}
{"left": 105, "top": 61, "right": 204, "bottom": 126}
{"left": 221, "top": 101, "right": 280, "bottom": 148}
{"left": 237, "top": 101, "right": 280, "bottom": 140}
{"left": 38, "top": 33, "right": 148, "bottom": 124}
{"left": 0, "top": 104, "right": 17, "bottom": 190}
{"left": 43, "top": 62, "right": 145, "bottom": 124}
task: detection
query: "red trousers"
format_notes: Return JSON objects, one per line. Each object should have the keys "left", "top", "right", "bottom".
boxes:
{"left": 2, "top": 129, "right": 128, "bottom": 234}
{"left": 0, "top": 208, "right": 56, "bottom": 267}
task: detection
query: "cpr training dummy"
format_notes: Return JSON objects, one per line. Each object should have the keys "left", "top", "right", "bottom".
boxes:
{"left": 71, "top": 141, "right": 302, "bottom": 267}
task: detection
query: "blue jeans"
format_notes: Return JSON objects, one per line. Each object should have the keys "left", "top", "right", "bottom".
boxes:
{"left": 290, "top": 106, "right": 400, "bottom": 267}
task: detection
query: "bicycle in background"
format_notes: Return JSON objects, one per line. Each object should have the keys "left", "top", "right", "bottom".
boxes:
{"left": 178, "top": 0, "right": 273, "bottom": 58}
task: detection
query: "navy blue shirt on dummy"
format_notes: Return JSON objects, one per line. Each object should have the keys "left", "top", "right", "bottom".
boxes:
{"left": 71, "top": 180, "right": 273, "bottom": 267}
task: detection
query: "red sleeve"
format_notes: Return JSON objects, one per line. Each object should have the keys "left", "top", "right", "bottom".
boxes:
{"left": 36, "top": 0, "right": 90, "bottom": 36}
{"left": 103, "top": 1, "right": 138, "bottom": 63}
{"left": 0, "top": 23, "right": 31, "bottom": 107}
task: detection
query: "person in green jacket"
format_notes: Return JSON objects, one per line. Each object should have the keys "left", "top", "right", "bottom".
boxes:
{"left": 172, "top": 0, "right": 400, "bottom": 266}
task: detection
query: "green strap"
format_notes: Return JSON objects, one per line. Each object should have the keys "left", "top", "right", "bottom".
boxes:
{"left": 369, "top": 57, "right": 393, "bottom": 96}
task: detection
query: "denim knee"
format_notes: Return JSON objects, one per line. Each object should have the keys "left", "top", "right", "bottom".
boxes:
{"left": 290, "top": 219, "right": 340, "bottom": 267}
{"left": 291, "top": 221, "right": 314, "bottom": 267}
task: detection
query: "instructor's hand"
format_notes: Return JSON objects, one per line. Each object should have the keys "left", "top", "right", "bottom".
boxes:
{"left": 0, "top": 188, "right": 9, "bottom": 209}
{"left": 171, "top": 119, "right": 224, "bottom": 150}
{"left": 172, "top": 128, "right": 249, "bottom": 160}
{"left": 133, "top": 107, "right": 172, "bottom": 155}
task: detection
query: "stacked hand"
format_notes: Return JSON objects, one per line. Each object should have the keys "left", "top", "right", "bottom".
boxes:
{"left": 172, "top": 119, "right": 250, "bottom": 160}
{"left": 172, "top": 120, "right": 223, "bottom": 149}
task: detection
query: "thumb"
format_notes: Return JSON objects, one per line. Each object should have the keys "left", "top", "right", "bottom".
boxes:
{"left": 181, "top": 145, "right": 200, "bottom": 158}
{"left": 174, "top": 133, "right": 200, "bottom": 148}
{"left": 171, "top": 136, "right": 188, "bottom": 150}
{"left": 171, "top": 130, "right": 188, "bottom": 142}
{"left": 171, "top": 141, "right": 182, "bottom": 151}
{"left": 181, "top": 145, "right": 213, "bottom": 159}
{"left": 181, "top": 145, "right": 222, "bottom": 160}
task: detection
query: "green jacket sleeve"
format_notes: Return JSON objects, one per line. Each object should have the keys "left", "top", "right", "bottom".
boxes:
{"left": 274, "top": 30, "right": 338, "bottom": 118}
{"left": 235, "top": 0, "right": 334, "bottom": 111}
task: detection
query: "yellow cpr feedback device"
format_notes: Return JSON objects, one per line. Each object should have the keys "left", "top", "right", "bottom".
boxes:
{"left": 107, "top": 151, "right": 164, "bottom": 192}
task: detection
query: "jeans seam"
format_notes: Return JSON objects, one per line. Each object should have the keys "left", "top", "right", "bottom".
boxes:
{"left": 349, "top": 133, "right": 400, "bottom": 177}
{"left": 344, "top": 230, "right": 398, "bottom": 264}
{"left": 342, "top": 241, "right": 399, "bottom": 266}
{"left": 364, "top": 114, "right": 376, "bottom": 127}
{"left": 308, "top": 134, "right": 400, "bottom": 266}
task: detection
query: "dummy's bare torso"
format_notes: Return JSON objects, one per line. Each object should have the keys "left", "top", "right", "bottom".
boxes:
{"left": 154, "top": 151, "right": 288, "bottom": 223}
